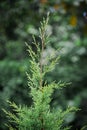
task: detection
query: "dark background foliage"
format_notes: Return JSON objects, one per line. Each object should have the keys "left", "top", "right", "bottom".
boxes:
{"left": 0, "top": 0, "right": 87, "bottom": 129}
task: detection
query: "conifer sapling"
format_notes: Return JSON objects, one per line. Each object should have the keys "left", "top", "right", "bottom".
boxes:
{"left": 3, "top": 13, "right": 77, "bottom": 130}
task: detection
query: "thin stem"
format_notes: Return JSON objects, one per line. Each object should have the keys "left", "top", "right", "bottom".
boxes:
{"left": 39, "top": 15, "right": 49, "bottom": 130}
{"left": 39, "top": 13, "right": 49, "bottom": 88}
{"left": 40, "top": 29, "right": 45, "bottom": 87}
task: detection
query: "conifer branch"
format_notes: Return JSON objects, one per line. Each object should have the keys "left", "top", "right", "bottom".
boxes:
{"left": 3, "top": 13, "right": 78, "bottom": 130}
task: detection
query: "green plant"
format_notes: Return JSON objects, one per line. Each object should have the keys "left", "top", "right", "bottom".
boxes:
{"left": 3, "top": 13, "right": 77, "bottom": 130}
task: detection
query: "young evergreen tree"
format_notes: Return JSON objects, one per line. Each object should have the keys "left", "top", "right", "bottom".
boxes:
{"left": 3, "top": 13, "right": 77, "bottom": 130}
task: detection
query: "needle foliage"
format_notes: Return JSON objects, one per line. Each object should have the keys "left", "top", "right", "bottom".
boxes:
{"left": 3, "top": 13, "right": 77, "bottom": 130}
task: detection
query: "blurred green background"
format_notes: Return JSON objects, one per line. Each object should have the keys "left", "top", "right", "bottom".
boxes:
{"left": 0, "top": 0, "right": 87, "bottom": 129}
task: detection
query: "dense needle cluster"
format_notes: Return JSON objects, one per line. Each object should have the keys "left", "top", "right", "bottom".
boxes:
{"left": 3, "top": 13, "right": 77, "bottom": 130}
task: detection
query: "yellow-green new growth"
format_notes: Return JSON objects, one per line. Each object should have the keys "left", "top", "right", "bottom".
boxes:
{"left": 4, "top": 13, "right": 78, "bottom": 130}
